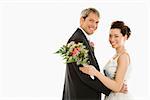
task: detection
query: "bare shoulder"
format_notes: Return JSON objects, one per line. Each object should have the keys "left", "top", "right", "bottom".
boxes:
{"left": 118, "top": 52, "right": 130, "bottom": 64}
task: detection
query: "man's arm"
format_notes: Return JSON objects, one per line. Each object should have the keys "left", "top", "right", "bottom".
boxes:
{"left": 68, "top": 62, "right": 111, "bottom": 96}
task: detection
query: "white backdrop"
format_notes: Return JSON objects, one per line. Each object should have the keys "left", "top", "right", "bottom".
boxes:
{"left": 0, "top": 0, "right": 149, "bottom": 100}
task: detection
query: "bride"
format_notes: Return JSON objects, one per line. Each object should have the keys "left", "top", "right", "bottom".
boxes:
{"left": 80, "top": 21, "right": 133, "bottom": 100}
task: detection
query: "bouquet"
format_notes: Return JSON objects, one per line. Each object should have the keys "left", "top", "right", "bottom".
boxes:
{"left": 55, "top": 41, "right": 89, "bottom": 65}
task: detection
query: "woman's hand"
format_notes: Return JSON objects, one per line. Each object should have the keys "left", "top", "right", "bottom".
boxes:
{"left": 79, "top": 65, "right": 96, "bottom": 76}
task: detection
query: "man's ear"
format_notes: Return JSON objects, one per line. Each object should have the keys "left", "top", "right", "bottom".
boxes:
{"left": 80, "top": 17, "right": 84, "bottom": 25}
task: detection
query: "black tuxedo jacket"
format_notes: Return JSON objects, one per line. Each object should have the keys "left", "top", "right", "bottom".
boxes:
{"left": 62, "top": 28, "right": 111, "bottom": 100}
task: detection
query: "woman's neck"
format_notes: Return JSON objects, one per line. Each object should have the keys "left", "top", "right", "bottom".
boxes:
{"left": 116, "top": 46, "right": 126, "bottom": 54}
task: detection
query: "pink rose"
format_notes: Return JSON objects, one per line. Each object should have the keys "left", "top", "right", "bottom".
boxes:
{"left": 72, "top": 47, "right": 80, "bottom": 56}
{"left": 89, "top": 41, "right": 94, "bottom": 48}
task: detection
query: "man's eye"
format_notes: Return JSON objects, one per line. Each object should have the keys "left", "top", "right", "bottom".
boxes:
{"left": 89, "top": 19, "right": 93, "bottom": 22}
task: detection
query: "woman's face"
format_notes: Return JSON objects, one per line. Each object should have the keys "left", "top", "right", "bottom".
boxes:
{"left": 109, "top": 28, "right": 127, "bottom": 49}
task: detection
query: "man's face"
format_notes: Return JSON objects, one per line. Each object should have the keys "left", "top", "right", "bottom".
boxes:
{"left": 80, "top": 12, "right": 99, "bottom": 35}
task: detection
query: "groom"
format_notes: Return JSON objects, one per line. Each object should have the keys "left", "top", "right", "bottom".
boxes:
{"left": 62, "top": 8, "right": 126, "bottom": 100}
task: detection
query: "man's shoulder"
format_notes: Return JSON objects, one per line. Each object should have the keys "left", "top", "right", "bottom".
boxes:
{"left": 68, "top": 28, "right": 85, "bottom": 43}
{"left": 70, "top": 28, "right": 83, "bottom": 38}
{"left": 74, "top": 28, "right": 83, "bottom": 35}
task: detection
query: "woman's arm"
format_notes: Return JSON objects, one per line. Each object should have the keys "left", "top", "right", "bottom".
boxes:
{"left": 80, "top": 53, "right": 129, "bottom": 92}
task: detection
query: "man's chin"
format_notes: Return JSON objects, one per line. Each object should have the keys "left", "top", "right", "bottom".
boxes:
{"left": 88, "top": 32, "right": 94, "bottom": 35}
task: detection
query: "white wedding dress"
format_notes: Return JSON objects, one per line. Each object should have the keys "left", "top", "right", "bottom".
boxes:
{"left": 103, "top": 53, "right": 133, "bottom": 100}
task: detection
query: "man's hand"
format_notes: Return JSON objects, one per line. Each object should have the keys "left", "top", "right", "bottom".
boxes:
{"left": 119, "top": 83, "right": 128, "bottom": 94}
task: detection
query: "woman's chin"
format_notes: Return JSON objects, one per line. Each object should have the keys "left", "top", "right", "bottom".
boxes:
{"left": 111, "top": 45, "right": 116, "bottom": 48}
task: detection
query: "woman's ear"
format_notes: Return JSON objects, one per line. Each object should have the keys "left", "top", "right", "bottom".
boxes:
{"left": 124, "top": 34, "right": 128, "bottom": 40}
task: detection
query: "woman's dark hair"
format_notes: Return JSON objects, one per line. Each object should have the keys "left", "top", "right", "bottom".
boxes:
{"left": 110, "top": 21, "right": 131, "bottom": 39}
